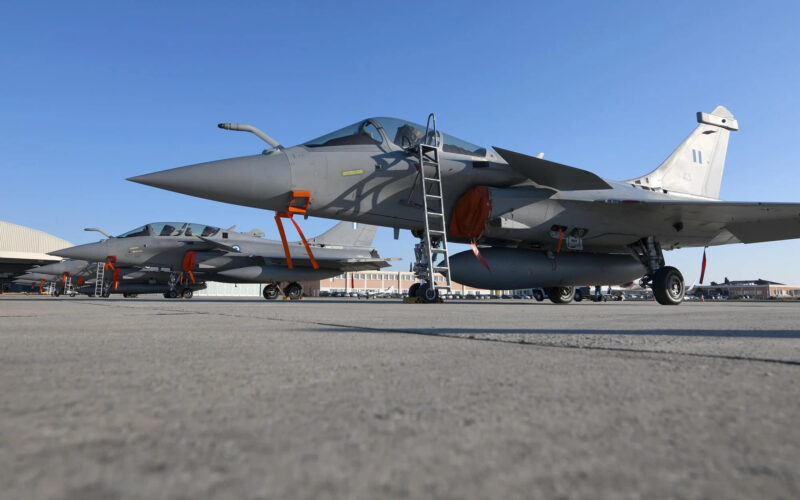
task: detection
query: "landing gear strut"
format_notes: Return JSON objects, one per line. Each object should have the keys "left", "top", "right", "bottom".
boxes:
{"left": 631, "top": 237, "right": 685, "bottom": 305}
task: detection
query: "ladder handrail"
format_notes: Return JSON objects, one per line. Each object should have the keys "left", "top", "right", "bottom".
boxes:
{"left": 424, "top": 113, "right": 439, "bottom": 148}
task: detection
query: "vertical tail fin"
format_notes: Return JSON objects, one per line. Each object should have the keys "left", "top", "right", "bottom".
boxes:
{"left": 629, "top": 106, "right": 738, "bottom": 199}
{"left": 308, "top": 222, "right": 378, "bottom": 248}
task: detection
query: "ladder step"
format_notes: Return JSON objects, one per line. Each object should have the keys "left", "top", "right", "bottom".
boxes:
{"left": 425, "top": 193, "right": 441, "bottom": 199}
{"left": 429, "top": 230, "right": 445, "bottom": 235}
{"left": 431, "top": 248, "right": 448, "bottom": 253}
{"left": 433, "top": 266, "right": 450, "bottom": 272}
{"left": 422, "top": 177, "right": 441, "bottom": 182}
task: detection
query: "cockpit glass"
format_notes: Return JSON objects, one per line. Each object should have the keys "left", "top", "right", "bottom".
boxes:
{"left": 372, "top": 117, "right": 485, "bottom": 156}
{"left": 117, "top": 225, "right": 151, "bottom": 238}
{"left": 303, "top": 120, "right": 383, "bottom": 148}
{"left": 184, "top": 223, "right": 220, "bottom": 237}
{"left": 149, "top": 222, "right": 184, "bottom": 237}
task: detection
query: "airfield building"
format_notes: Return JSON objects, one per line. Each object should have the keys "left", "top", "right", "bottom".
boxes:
{"left": 0, "top": 221, "right": 71, "bottom": 290}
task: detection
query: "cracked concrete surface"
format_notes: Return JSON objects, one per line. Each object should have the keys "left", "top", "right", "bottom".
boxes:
{"left": 1, "top": 296, "right": 798, "bottom": 499}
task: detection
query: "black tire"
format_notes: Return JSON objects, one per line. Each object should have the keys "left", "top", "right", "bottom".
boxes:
{"left": 123, "top": 293, "right": 129, "bottom": 298}
{"left": 653, "top": 266, "right": 684, "bottom": 305}
{"left": 102, "top": 289, "right": 111, "bottom": 298}
{"left": 574, "top": 290, "right": 583, "bottom": 302}
{"left": 53, "top": 289, "right": 60, "bottom": 297}
{"left": 181, "top": 288, "right": 193, "bottom": 299}
{"left": 284, "top": 282, "right": 303, "bottom": 300}
{"left": 163, "top": 293, "right": 170, "bottom": 299}
{"left": 167, "top": 289, "right": 178, "bottom": 299}
{"left": 532, "top": 290, "right": 544, "bottom": 302}
{"left": 69, "top": 292, "right": 76, "bottom": 297}
{"left": 408, "top": 283, "right": 421, "bottom": 297}
{"left": 546, "top": 286, "right": 575, "bottom": 304}
{"left": 263, "top": 284, "right": 280, "bottom": 300}
{"left": 419, "top": 284, "right": 439, "bottom": 303}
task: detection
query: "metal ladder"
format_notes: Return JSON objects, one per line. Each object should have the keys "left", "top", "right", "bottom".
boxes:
{"left": 411, "top": 113, "right": 452, "bottom": 297}
{"left": 94, "top": 261, "right": 105, "bottom": 297}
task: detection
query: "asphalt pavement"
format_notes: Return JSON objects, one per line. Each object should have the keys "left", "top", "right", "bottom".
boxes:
{"left": 1, "top": 296, "right": 798, "bottom": 499}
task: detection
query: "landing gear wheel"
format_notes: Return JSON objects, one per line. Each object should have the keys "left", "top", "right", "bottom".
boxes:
{"left": 263, "top": 284, "right": 280, "bottom": 300}
{"left": 123, "top": 293, "right": 130, "bottom": 298}
{"left": 532, "top": 290, "right": 544, "bottom": 302}
{"left": 652, "top": 266, "right": 684, "bottom": 305}
{"left": 574, "top": 289, "right": 583, "bottom": 302}
{"left": 181, "top": 288, "right": 193, "bottom": 299}
{"left": 284, "top": 282, "right": 303, "bottom": 300}
{"left": 408, "top": 283, "right": 420, "bottom": 298}
{"left": 167, "top": 289, "right": 178, "bottom": 299}
{"left": 547, "top": 286, "right": 575, "bottom": 304}
{"left": 53, "top": 289, "right": 60, "bottom": 297}
{"left": 418, "top": 284, "right": 439, "bottom": 303}
{"left": 69, "top": 292, "right": 76, "bottom": 297}
{"left": 102, "top": 288, "right": 111, "bottom": 298}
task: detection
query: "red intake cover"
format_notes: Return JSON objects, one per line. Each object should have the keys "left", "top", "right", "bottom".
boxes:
{"left": 449, "top": 186, "right": 491, "bottom": 239}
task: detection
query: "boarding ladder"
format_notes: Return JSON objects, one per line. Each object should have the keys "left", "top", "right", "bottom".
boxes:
{"left": 94, "top": 261, "right": 105, "bottom": 297}
{"left": 63, "top": 276, "right": 74, "bottom": 296}
{"left": 410, "top": 113, "right": 452, "bottom": 298}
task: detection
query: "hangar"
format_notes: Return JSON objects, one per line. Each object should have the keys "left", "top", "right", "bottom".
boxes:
{"left": 0, "top": 221, "right": 72, "bottom": 290}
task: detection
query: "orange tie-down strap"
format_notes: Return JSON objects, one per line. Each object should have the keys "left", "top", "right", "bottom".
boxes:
{"left": 275, "top": 212, "right": 319, "bottom": 270}
{"left": 274, "top": 189, "right": 318, "bottom": 270}
{"left": 181, "top": 250, "right": 196, "bottom": 283}
{"left": 105, "top": 255, "right": 117, "bottom": 270}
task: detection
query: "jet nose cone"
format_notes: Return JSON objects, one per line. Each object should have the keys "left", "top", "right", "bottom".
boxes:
{"left": 49, "top": 243, "right": 106, "bottom": 262}
{"left": 128, "top": 152, "right": 292, "bottom": 210}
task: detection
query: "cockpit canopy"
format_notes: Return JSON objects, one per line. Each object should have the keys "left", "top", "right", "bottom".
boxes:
{"left": 302, "top": 117, "right": 487, "bottom": 157}
{"left": 117, "top": 222, "right": 221, "bottom": 238}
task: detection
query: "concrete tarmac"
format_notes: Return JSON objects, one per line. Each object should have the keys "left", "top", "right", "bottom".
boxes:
{"left": 1, "top": 296, "right": 798, "bottom": 499}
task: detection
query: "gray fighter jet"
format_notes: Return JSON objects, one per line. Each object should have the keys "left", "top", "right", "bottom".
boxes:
{"left": 17, "top": 259, "right": 191, "bottom": 298}
{"left": 128, "top": 106, "right": 800, "bottom": 305}
{"left": 51, "top": 221, "right": 392, "bottom": 300}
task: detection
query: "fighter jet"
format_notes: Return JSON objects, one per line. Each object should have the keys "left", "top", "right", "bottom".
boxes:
{"left": 18, "top": 259, "right": 188, "bottom": 298}
{"left": 50, "top": 221, "right": 393, "bottom": 300}
{"left": 128, "top": 106, "right": 800, "bottom": 305}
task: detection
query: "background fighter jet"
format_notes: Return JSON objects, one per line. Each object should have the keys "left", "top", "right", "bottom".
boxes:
{"left": 129, "top": 106, "right": 800, "bottom": 305}
{"left": 51, "top": 221, "right": 392, "bottom": 300}
{"left": 16, "top": 259, "right": 193, "bottom": 298}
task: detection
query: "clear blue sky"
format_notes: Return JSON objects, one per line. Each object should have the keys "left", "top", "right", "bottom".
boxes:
{"left": 2, "top": 1, "right": 799, "bottom": 284}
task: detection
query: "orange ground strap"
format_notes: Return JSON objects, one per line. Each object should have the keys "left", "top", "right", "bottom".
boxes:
{"left": 557, "top": 228, "right": 564, "bottom": 253}
{"left": 470, "top": 239, "right": 490, "bottom": 271}
{"left": 182, "top": 251, "right": 197, "bottom": 283}
{"left": 105, "top": 255, "right": 117, "bottom": 270}
{"left": 113, "top": 268, "right": 121, "bottom": 290}
{"left": 274, "top": 213, "right": 319, "bottom": 270}
{"left": 274, "top": 190, "right": 318, "bottom": 270}
{"left": 62, "top": 272, "right": 69, "bottom": 288}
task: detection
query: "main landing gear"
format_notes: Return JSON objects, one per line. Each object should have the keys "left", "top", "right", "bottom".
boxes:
{"left": 546, "top": 286, "right": 575, "bottom": 304}
{"left": 262, "top": 282, "right": 303, "bottom": 300}
{"left": 631, "top": 237, "right": 685, "bottom": 305}
{"left": 407, "top": 282, "right": 440, "bottom": 303}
